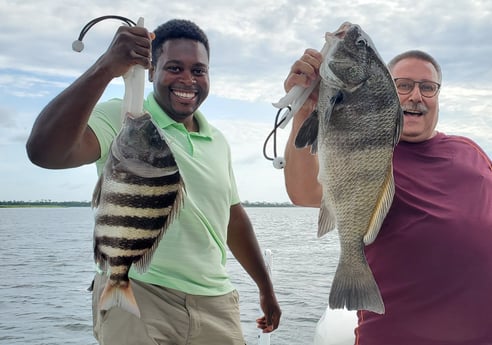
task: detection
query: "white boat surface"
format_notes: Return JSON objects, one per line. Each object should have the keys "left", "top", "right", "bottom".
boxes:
{"left": 313, "top": 308, "right": 357, "bottom": 345}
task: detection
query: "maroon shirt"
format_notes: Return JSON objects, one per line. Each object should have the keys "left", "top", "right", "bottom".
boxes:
{"left": 356, "top": 132, "right": 492, "bottom": 344}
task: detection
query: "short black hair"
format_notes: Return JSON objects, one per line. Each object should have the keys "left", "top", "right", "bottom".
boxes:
{"left": 152, "top": 19, "right": 209, "bottom": 65}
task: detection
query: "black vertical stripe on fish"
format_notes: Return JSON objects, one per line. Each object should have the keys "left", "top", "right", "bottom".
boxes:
{"left": 96, "top": 236, "right": 160, "bottom": 251}
{"left": 101, "top": 191, "right": 179, "bottom": 209}
{"left": 112, "top": 171, "right": 181, "bottom": 186}
{"left": 96, "top": 215, "right": 167, "bottom": 230}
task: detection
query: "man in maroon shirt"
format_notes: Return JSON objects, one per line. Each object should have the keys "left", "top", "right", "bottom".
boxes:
{"left": 283, "top": 49, "right": 492, "bottom": 344}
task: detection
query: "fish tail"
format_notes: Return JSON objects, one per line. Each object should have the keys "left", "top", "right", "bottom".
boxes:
{"left": 329, "top": 256, "right": 384, "bottom": 314}
{"left": 98, "top": 279, "right": 141, "bottom": 318}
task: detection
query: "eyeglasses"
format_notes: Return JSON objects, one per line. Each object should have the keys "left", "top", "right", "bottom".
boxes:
{"left": 394, "top": 78, "right": 441, "bottom": 98}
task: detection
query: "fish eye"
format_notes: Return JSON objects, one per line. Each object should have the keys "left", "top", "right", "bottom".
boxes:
{"left": 355, "top": 37, "right": 367, "bottom": 47}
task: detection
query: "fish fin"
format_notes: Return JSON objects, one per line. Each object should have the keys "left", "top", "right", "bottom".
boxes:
{"left": 329, "top": 244, "right": 385, "bottom": 314}
{"left": 98, "top": 280, "right": 141, "bottom": 318}
{"left": 91, "top": 174, "right": 103, "bottom": 208}
{"left": 331, "top": 89, "right": 344, "bottom": 105}
{"left": 295, "top": 109, "right": 319, "bottom": 154}
{"left": 133, "top": 176, "right": 186, "bottom": 273}
{"left": 363, "top": 162, "right": 395, "bottom": 245}
{"left": 320, "top": 89, "right": 342, "bottom": 128}
{"left": 295, "top": 90, "right": 341, "bottom": 153}
{"left": 94, "top": 250, "right": 106, "bottom": 272}
{"left": 394, "top": 106, "right": 404, "bottom": 146}
{"left": 318, "top": 199, "right": 337, "bottom": 238}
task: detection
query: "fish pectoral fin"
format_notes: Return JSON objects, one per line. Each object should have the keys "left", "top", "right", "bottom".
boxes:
{"left": 320, "top": 89, "right": 341, "bottom": 128}
{"left": 393, "top": 106, "right": 404, "bottom": 146}
{"left": 295, "top": 109, "right": 319, "bottom": 153}
{"left": 318, "top": 199, "right": 337, "bottom": 238}
{"left": 363, "top": 163, "right": 395, "bottom": 245}
{"left": 91, "top": 175, "right": 103, "bottom": 208}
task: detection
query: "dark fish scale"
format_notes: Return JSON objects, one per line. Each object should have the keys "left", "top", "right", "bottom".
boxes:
{"left": 102, "top": 191, "right": 179, "bottom": 209}
{"left": 96, "top": 235, "right": 159, "bottom": 251}
{"left": 108, "top": 273, "right": 132, "bottom": 284}
{"left": 108, "top": 255, "right": 143, "bottom": 267}
{"left": 114, "top": 170, "right": 181, "bottom": 186}
{"left": 96, "top": 214, "right": 167, "bottom": 230}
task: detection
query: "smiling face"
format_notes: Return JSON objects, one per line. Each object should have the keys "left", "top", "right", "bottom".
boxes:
{"left": 390, "top": 57, "right": 440, "bottom": 143}
{"left": 150, "top": 38, "right": 210, "bottom": 127}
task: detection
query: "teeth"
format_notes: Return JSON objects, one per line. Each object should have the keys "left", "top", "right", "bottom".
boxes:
{"left": 173, "top": 90, "right": 195, "bottom": 99}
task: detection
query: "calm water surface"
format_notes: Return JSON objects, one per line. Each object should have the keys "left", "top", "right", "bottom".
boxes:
{"left": 0, "top": 207, "right": 340, "bottom": 345}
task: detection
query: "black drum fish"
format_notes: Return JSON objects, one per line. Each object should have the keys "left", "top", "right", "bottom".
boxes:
{"left": 295, "top": 22, "right": 403, "bottom": 314}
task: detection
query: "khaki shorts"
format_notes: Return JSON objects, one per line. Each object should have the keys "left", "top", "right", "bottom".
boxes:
{"left": 92, "top": 274, "right": 246, "bottom": 345}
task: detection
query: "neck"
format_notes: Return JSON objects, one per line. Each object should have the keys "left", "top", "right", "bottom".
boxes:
{"left": 182, "top": 116, "right": 199, "bottom": 132}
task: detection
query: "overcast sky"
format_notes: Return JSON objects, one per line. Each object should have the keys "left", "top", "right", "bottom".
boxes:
{"left": 1, "top": 0, "right": 491, "bottom": 203}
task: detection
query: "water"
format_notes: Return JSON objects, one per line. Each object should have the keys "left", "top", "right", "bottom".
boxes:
{"left": 0, "top": 207, "right": 341, "bottom": 345}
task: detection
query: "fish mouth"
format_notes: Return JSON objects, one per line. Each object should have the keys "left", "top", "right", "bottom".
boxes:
{"left": 333, "top": 22, "right": 353, "bottom": 39}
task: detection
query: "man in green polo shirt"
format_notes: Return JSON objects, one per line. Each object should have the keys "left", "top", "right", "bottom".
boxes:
{"left": 26, "top": 18, "right": 281, "bottom": 345}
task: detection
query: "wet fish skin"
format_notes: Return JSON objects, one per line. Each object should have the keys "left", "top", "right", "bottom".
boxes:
{"left": 92, "top": 112, "right": 184, "bottom": 318}
{"left": 295, "top": 22, "right": 402, "bottom": 314}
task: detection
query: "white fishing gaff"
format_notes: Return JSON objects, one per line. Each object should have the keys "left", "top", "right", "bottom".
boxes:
{"left": 121, "top": 17, "right": 146, "bottom": 121}
{"left": 272, "top": 33, "right": 336, "bottom": 129}
{"left": 258, "top": 249, "right": 273, "bottom": 345}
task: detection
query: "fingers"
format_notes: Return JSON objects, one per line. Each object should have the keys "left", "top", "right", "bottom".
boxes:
{"left": 284, "top": 48, "right": 324, "bottom": 92}
{"left": 256, "top": 308, "right": 281, "bottom": 333}
{"left": 124, "top": 26, "right": 153, "bottom": 68}
{"left": 104, "top": 26, "right": 153, "bottom": 76}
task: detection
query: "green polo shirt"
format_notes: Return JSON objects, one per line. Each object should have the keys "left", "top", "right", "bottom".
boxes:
{"left": 88, "top": 93, "right": 239, "bottom": 295}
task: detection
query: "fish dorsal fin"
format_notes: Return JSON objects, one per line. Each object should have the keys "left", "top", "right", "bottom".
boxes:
{"left": 132, "top": 176, "right": 186, "bottom": 273}
{"left": 318, "top": 196, "right": 337, "bottom": 238}
{"left": 363, "top": 162, "right": 395, "bottom": 245}
{"left": 295, "top": 110, "right": 319, "bottom": 153}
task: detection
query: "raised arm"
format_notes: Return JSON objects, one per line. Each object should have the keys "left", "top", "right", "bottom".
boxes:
{"left": 26, "top": 25, "right": 153, "bottom": 169}
{"left": 282, "top": 49, "right": 324, "bottom": 207}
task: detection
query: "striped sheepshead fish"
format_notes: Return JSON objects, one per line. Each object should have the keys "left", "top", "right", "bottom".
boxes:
{"left": 92, "top": 112, "right": 184, "bottom": 318}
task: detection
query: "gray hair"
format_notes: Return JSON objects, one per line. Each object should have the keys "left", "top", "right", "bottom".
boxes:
{"left": 387, "top": 50, "right": 442, "bottom": 82}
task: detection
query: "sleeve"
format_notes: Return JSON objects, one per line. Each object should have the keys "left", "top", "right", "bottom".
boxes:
{"left": 227, "top": 141, "right": 241, "bottom": 206}
{"left": 87, "top": 98, "right": 124, "bottom": 175}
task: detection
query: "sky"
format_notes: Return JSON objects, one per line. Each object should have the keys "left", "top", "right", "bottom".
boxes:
{"left": 1, "top": 0, "right": 492, "bottom": 203}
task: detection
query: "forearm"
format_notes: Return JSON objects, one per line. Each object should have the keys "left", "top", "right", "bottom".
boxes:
{"left": 227, "top": 205, "right": 274, "bottom": 294}
{"left": 26, "top": 60, "right": 113, "bottom": 168}
{"left": 283, "top": 109, "right": 322, "bottom": 207}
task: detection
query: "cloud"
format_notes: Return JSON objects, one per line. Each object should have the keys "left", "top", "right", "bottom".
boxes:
{"left": 1, "top": 0, "right": 491, "bottom": 202}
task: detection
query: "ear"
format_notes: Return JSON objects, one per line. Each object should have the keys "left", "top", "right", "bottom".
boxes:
{"left": 148, "top": 64, "right": 154, "bottom": 82}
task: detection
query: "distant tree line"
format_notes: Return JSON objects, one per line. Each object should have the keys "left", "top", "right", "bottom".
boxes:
{"left": 0, "top": 200, "right": 294, "bottom": 208}
{"left": 0, "top": 200, "right": 91, "bottom": 208}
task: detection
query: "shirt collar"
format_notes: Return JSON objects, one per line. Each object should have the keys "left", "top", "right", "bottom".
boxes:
{"left": 144, "top": 92, "right": 213, "bottom": 138}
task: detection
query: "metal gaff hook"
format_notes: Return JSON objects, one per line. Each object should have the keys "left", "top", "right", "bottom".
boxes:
{"left": 262, "top": 106, "right": 291, "bottom": 169}
{"left": 72, "top": 15, "right": 137, "bottom": 52}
